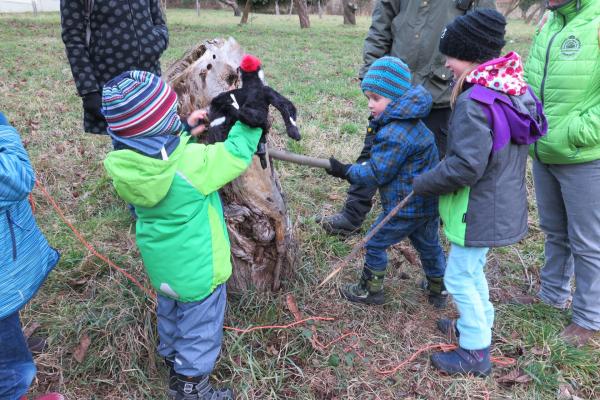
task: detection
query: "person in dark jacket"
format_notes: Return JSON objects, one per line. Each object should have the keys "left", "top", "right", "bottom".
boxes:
{"left": 60, "top": 0, "right": 169, "bottom": 134}
{"left": 325, "top": 57, "right": 446, "bottom": 308}
{"left": 0, "top": 112, "right": 62, "bottom": 400}
{"left": 413, "top": 10, "right": 547, "bottom": 376}
{"left": 318, "top": 0, "right": 496, "bottom": 236}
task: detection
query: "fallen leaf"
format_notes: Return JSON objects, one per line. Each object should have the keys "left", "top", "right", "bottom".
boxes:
{"left": 23, "top": 322, "right": 41, "bottom": 338}
{"left": 557, "top": 384, "right": 571, "bottom": 400}
{"left": 496, "top": 369, "right": 532, "bottom": 385}
{"left": 399, "top": 245, "right": 420, "bottom": 266}
{"left": 73, "top": 334, "right": 91, "bottom": 363}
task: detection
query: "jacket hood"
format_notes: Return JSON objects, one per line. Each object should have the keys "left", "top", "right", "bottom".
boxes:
{"left": 375, "top": 85, "right": 433, "bottom": 126}
{"left": 104, "top": 135, "right": 191, "bottom": 208}
{"left": 466, "top": 52, "right": 528, "bottom": 96}
{"left": 469, "top": 84, "right": 547, "bottom": 148}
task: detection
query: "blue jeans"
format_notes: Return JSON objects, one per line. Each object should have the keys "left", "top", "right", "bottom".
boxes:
{"left": 0, "top": 312, "right": 36, "bottom": 400}
{"left": 157, "top": 284, "right": 227, "bottom": 377}
{"left": 445, "top": 244, "right": 493, "bottom": 350}
{"left": 365, "top": 215, "right": 446, "bottom": 278}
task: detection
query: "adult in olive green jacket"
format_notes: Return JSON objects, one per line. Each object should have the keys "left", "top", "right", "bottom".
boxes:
{"left": 524, "top": 0, "right": 600, "bottom": 347}
{"left": 318, "top": 0, "right": 496, "bottom": 236}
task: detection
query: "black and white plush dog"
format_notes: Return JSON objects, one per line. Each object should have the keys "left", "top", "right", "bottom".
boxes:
{"left": 207, "top": 54, "right": 301, "bottom": 168}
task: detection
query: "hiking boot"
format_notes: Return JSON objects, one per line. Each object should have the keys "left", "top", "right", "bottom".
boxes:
{"left": 339, "top": 267, "right": 385, "bottom": 305}
{"left": 175, "top": 374, "right": 234, "bottom": 400}
{"left": 316, "top": 213, "right": 360, "bottom": 236}
{"left": 560, "top": 322, "right": 597, "bottom": 348}
{"left": 420, "top": 276, "right": 448, "bottom": 309}
{"left": 165, "top": 358, "right": 178, "bottom": 399}
{"left": 430, "top": 346, "right": 491, "bottom": 377}
{"left": 437, "top": 318, "right": 459, "bottom": 343}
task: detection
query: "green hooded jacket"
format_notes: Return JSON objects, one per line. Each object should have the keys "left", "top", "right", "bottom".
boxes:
{"left": 104, "top": 122, "right": 261, "bottom": 302}
{"left": 525, "top": 0, "right": 600, "bottom": 164}
{"left": 360, "top": 0, "right": 496, "bottom": 108}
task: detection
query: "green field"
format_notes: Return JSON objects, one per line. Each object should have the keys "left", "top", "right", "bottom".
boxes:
{"left": 0, "top": 9, "right": 598, "bottom": 400}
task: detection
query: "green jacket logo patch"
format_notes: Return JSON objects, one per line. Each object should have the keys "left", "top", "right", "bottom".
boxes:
{"left": 560, "top": 35, "right": 582, "bottom": 59}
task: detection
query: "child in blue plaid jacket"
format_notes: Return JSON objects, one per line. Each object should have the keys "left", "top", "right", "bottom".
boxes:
{"left": 326, "top": 57, "right": 446, "bottom": 307}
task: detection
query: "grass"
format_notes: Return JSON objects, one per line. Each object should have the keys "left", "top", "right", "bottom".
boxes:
{"left": 1, "top": 9, "right": 599, "bottom": 400}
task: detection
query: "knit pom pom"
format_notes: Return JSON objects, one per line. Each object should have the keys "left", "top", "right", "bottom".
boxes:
{"left": 240, "top": 54, "right": 262, "bottom": 73}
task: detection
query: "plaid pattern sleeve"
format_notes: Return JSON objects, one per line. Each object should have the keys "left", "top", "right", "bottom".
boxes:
{"left": 347, "top": 120, "right": 439, "bottom": 218}
{"left": 347, "top": 123, "right": 412, "bottom": 187}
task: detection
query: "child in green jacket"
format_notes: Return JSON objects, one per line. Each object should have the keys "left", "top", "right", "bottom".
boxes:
{"left": 103, "top": 70, "right": 265, "bottom": 400}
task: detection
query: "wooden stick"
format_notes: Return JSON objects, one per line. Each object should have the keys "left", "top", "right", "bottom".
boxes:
{"left": 318, "top": 191, "right": 415, "bottom": 287}
{"left": 268, "top": 148, "right": 331, "bottom": 169}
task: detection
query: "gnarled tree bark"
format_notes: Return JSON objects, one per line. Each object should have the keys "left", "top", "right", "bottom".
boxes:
{"left": 165, "top": 38, "right": 297, "bottom": 292}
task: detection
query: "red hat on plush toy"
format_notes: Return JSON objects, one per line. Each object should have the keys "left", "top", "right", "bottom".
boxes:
{"left": 240, "top": 54, "right": 262, "bottom": 73}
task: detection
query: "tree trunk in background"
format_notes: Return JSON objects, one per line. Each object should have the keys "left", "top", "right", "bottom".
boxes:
{"left": 297, "top": 0, "right": 310, "bottom": 28}
{"left": 275, "top": 0, "right": 280, "bottom": 15}
{"left": 196, "top": 0, "right": 200, "bottom": 16}
{"left": 503, "top": 0, "right": 520, "bottom": 17}
{"left": 165, "top": 38, "right": 297, "bottom": 293}
{"left": 343, "top": 1, "right": 357, "bottom": 24}
{"left": 218, "top": 0, "right": 241, "bottom": 16}
{"left": 289, "top": 0, "right": 293, "bottom": 15}
{"left": 317, "top": 0, "right": 322, "bottom": 18}
{"left": 240, "top": 0, "right": 252, "bottom": 24}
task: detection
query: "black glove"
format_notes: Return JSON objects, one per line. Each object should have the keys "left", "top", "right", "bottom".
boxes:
{"left": 82, "top": 92, "right": 104, "bottom": 121}
{"left": 326, "top": 157, "right": 351, "bottom": 180}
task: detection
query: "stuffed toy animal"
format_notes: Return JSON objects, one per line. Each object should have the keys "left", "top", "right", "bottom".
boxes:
{"left": 207, "top": 54, "right": 301, "bottom": 168}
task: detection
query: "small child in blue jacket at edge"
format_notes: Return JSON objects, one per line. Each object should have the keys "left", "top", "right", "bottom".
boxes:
{"left": 0, "top": 112, "right": 63, "bottom": 400}
{"left": 325, "top": 57, "right": 447, "bottom": 308}
{"left": 413, "top": 9, "right": 546, "bottom": 376}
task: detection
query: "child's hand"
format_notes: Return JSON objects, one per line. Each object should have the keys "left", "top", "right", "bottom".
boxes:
{"left": 326, "top": 157, "right": 352, "bottom": 180}
{"left": 187, "top": 109, "right": 209, "bottom": 137}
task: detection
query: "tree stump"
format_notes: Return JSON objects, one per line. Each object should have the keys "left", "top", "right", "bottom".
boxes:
{"left": 165, "top": 38, "right": 297, "bottom": 293}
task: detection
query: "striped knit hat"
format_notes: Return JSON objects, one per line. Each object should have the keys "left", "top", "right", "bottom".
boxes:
{"left": 102, "top": 71, "right": 182, "bottom": 143}
{"left": 361, "top": 57, "right": 412, "bottom": 100}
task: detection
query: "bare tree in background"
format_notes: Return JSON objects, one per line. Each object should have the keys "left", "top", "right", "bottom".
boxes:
{"left": 296, "top": 0, "right": 310, "bottom": 28}
{"left": 218, "top": 0, "right": 242, "bottom": 16}
{"left": 343, "top": 1, "right": 357, "bottom": 24}
{"left": 240, "top": 0, "right": 252, "bottom": 24}
{"left": 165, "top": 38, "right": 297, "bottom": 293}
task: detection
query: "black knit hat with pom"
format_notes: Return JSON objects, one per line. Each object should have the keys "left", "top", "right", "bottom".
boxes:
{"left": 439, "top": 8, "right": 507, "bottom": 63}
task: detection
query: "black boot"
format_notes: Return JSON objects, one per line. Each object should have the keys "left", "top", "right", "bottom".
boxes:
{"left": 165, "top": 359, "right": 178, "bottom": 399}
{"left": 420, "top": 276, "right": 448, "bottom": 309}
{"left": 316, "top": 213, "right": 361, "bottom": 236}
{"left": 175, "top": 374, "right": 234, "bottom": 400}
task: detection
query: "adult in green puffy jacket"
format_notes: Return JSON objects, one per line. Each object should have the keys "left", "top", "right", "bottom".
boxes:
{"left": 102, "top": 71, "right": 265, "bottom": 400}
{"left": 318, "top": 0, "right": 496, "bottom": 236}
{"left": 524, "top": 0, "right": 600, "bottom": 347}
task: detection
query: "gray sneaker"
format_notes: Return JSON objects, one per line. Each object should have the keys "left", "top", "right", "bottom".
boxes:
{"left": 316, "top": 213, "right": 360, "bottom": 236}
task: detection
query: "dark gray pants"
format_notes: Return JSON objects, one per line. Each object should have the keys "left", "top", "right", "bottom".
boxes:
{"left": 533, "top": 159, "right": 600, "bottom": 330}
{"left": 157, "top": 284, "right": 227, "bottom": 376}
{"left": 342, "top": 107, "right": 450, "bottom": 225}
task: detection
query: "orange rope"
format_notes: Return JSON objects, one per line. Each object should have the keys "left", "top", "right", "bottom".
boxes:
{"left": 34, "top": 180, "right": 333, "bottom": 334}
{"left": 224, "top": 317, "right": 335, "bottom": 334}
{"left": 378, "top": 343, "right": 516, "bottom": 376}
{"left": 34, "top": 179, "right": 518, "bottom": 376}
{"left": 35, "top": 181, "right": 156, "bottom": 299}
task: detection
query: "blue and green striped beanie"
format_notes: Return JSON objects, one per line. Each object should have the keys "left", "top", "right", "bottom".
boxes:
{"left": 361, "top": 57, "right": 412, "bottom": 100}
